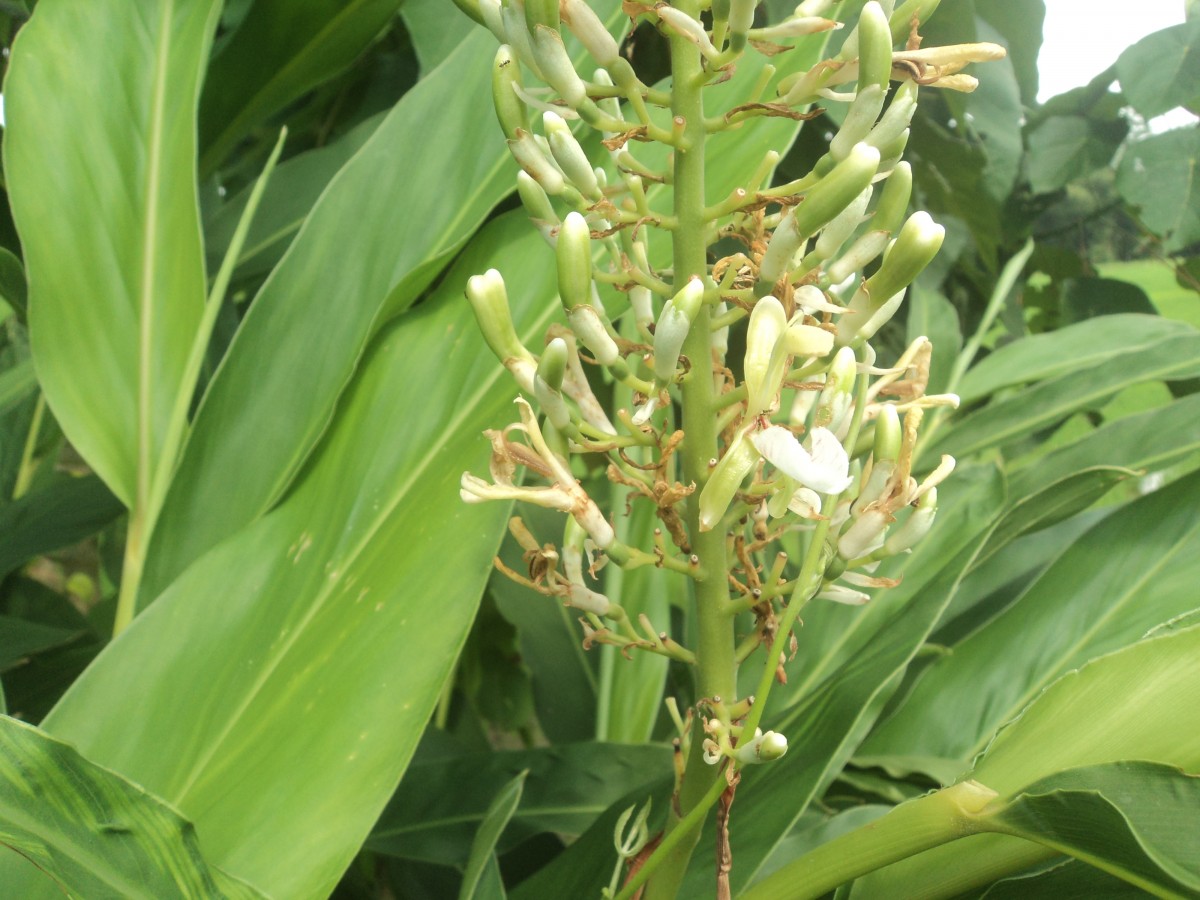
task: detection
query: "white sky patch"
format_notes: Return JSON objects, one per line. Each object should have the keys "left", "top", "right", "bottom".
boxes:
{"left": 1038, "top": 0, "right": 1197, "bottom": 131}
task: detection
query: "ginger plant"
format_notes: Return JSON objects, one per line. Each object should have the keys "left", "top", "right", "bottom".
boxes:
{"left": 452, "top": 0, "right": 1004, "bottom": 894}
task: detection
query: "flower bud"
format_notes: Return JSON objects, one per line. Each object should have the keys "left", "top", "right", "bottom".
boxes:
{"left": 867, "top": 80, "right": 918, "bottom": 151}
{"left": 785, "top": 320, "right": 835, "bottom": 358}
{"left": 838, "top": 507, "right": 889, "bottom": 559}
{"left": 868, "top": 211, "right": 945, "bottom": 301}
{"left": 698, "top": 430, "right": 760, "bottom": 532}
{"left": 531, "top": 25, "right": 587, "bottom": 107}
{"left": 524, "top": 0, "right": 559, "bottom": 32}
{"left": 830, "top": 84, "right": 885, "bottom": 161}
{"left": 492, "top": 46, "right": 527, "bottom": 141}
{"left": 888, "top": 0, "right": 942, "bottom": 45}
{"left": 653, "top": 277, "right": 704, "bottom": 382}
{"left": 516, "top": 171, "right": 559, "bottom": 245}
{"left": 873, "top": 404, "right": 901, "bottom": 462}
{"left": 871, "top": 161, "right": 912, "bottom": 235}
{"left": 567, "top": 305, "right": 621, "bottom": 366}
{"left": 792, "top": 143, "right": 881, "bottom": 243}
{"left": 466, "top": 269, "right": 534, "bottom": 367}
{"left": 745, "top": 297, "right": 788, "bottom": 416}
{"left": 754, "top": 17, "right": 840, "bottom": 39}
{"left": 557, "top": 212, "right": 593, "bottom": 310}
{"left": 479, "top": 0, "right": 507, "bottom": 42}
{"left": 500, "top": 4, "right": 545, "bottom": 80}
{"left": 544, "top": 111, "right": 601, "bottom": 200}
{"left": 856, "top": 2, "right": 893, "bottom": 92}
{"left": 815, "top": 346, "right": 857, "bottom": 435}
{"left": 883, "top": 486, "right": 938, "bottom": 555}
{"left": 826, "top": 230, "right": 890, "bottom": 285}
{"left": 657, "top": 7, "right": 721, "bottom": 60}
{"left": 535, "top": 338, "right": 573, "bottom": 430}
{"left": 728, "top": 0, "right": 757, "bottom": 52}
{"left": 561, "top": 0, "right": 621, "bottom": 67}
{"left": 509, "top": 131, "right": 566, "bottom": 194}
{"left": 733, "top": 729, "right": 789, "bottom": 764}
{"left": 756, "top": 208, "right": 803, "bottom": 298}
{"left": 813, "top": 185, "right": 872, "bottom": 261}
{"left": 629, "top": 286, "right": 655, "bottom": 333}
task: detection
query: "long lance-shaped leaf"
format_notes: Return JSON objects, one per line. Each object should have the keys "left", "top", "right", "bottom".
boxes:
{"left": 0, "top": 216, "right": 559, "bottom": 899}
{"left": 0, "top": 715, "right": 264, "bottom": 899}
{"left": 862, "top": 469, "right": 1200, "bottom": 765}
{"left": 847, "top": 623, "right": 1200, "bottom": 898}
{"left": 198, "top": 0, "right": 406, "bottom": 174}
{"left": 458, "top": 771, "right": 526, "bottom": 900}
{"left": 4, "top": 0, "right": 220, "bottom": 509}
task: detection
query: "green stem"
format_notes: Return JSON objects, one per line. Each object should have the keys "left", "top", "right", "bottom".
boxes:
{"left": 641, "top": 7, "right": 737, "bottom": 897}
{"left": 741, "top": 781, "right": 999, "bottom": 900}
{"left": 12, "top": 392, "right": 46, "bottom": 500}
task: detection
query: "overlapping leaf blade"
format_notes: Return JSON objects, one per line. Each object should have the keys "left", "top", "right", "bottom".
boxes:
{"left": 0, "top": 218, "right": 559, "bottom": 898}
{"left": 4, "top": 0, "right": 219, "bottom": 506}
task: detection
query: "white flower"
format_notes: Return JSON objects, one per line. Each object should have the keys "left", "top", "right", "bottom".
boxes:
{"left": 751, "top": 425, "right": 853, "bottom": 495}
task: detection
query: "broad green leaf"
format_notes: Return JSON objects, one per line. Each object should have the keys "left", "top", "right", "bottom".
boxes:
{"left": 0, "top": 248, "right": 27, "bottom": 320}
{"left": 0, "top": 715, "right": 263, "bottom": 899}
{"left": 985, "top": 762, "right": 1200, "bottom": 897}
{"left": 1116, "top": 21, "right": 1200, "bottom": 118}
{"left": 1025, "top": 116, "right": 1123, "bottom": 194}
{"left": 0, "top": 475, "right": 124, "bottom": 577}
{"left": 0, "top": 616, "right": 85, "bottom": 673}
{"left": 0, "top": 217, "right": 560, "bottom": 899}
{"left": 142, "top": 29, "right": 513, "bottom": 604}
{"left": 863, "top": 470, "right": 1200, "bottom": 764}
{"left": 459, "top": 771, "right": 526, "bottom": 900}
{"left": 1004, "top": 393, "right": 1200, "bottom": 502}
{"left": 199, "top": 0, "right": 406, "bottom": 172}
{"left": 1116, "top": 126, "right": 1200, "bottom": 253}
{"left": 204, "top": 112, "right": 385, "bottom": 280}
{"left": 957, "top": 314, "right": 1191, "bottom": 404}
{"left": 675, "top": 472, "right": 1006, "bottom": 896}
{"left": 1060, "top": 277, "right": 1157, "bottom": 324}
{"left": 939, "top": 330, "right": 1200, "bottom": 459}
{"left": 980, "top": 859, "right": 1149, "bottom": 899}
{"left": 5, "top": 0, "right": 220, "bottom": 506}
{"left": 403, "top": 0, "right": 477, "bottom": 72}
{"left": 849, "top": 625, "right": 1200, "bottom": 898}
{"left": 370, "top": 743, "right": 670, "bottom": 866}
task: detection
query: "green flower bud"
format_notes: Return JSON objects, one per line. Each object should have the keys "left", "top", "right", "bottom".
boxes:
{"left": 532, "top": 24, "right": 587, "bottom": 107}
{"left": 492, "top": 46, "right": 527, "bottom": 141}
{"left": 629, "top": 286, "right": 655, "bottom": 332}
{"left": 557, "top": 212, "right": 593, "bottom": 311}
{"left": 535, "top": 338, "right": 573, "bottom": 430}
{"left": 733, "top": 728, "right": 789, "bottom": 764}
{"left": 756, "top": 208, "right": 803, "bottom": 298}
{"left": 698, "top": 429, "right": 760, "bottom": 532}
{"left": 888, "top": 0, "right": 941, "bottom": 45}
{"left": 517, "top": 171, "right": 558, "bottom": 227}
{"left": 856, "top": 2, "right": 893, "bottom": 92}
{"left": 653, "top": 277, "right": 705, "bottom": 381}
{"left": 745, "top": 296, "right": 788, "bottom": 416}
{"left": 509, "top": 131, "right": 566, "bottom": 194}
{"left": 500, "top": 3, "right": 545, "bottom": 80}
{"left": 871, "top": 160, "right": 912, "bottom": 235}
{"left": 866, "top": 80, "right": 918, "bottom": 151}
{"left": 538, "top": 336, "right": 568, "bottom": 391}
{"left": 544, "top": 111, "right": 601, "bottom": 200}
{"left": 466, "top": 269, "right": 534, "bottom": 366}
{"left": 883, "top": 486, "right": 938, "bottom": 554}
{"left": 784, "top": 319, "right": 835, "bottom": 358}
{"left": 524, "top": 0, "right": 559, "bottom": 33}
{"left": 479, "top": 0, "right": 507, "bottom": 41}
{"left": 567, "top": 305, "right": 621, "bottom": 366}
{"left": 815, "top": 346, "right": 857, "bottom": 433}
{"left": 872, "top": 404, "right": 902, "bottom": 462}
{"left": 867, "top": 211, "right": 944, "bottom": 301}
{"left": 826, "top": 230, "right": 890, "bottom": 285}
{"left": 728, "top": 0, "right": 758, "bottom": 52}
{"left": 561, "top": 0, "right": 621, "bottom": 67}
{"left": 830, "top": 83, "right": 885, "bottom": 161}
{"left": 792, "top": 143, "right": 881, "bottom": 244}
{"left": 590, "top": 68, "right": 623, "bottom": 123}
{"left": 814, "top": 186, "right": 872, "bottom": 261}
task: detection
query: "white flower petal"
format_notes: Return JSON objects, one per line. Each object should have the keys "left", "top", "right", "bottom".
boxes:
{"left": 751, "top": 425, "right": 853, "bottom": 495}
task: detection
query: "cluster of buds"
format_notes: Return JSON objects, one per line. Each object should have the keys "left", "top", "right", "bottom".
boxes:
{"left": 457, "top": 0, "right": 1002, "bottom": 762}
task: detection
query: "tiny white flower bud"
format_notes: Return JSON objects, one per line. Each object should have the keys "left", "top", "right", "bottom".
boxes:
{"left": 745, "top": 297, "right": 788, "bottom": 416}
{"left": 544, "top": 111, "right": 601, "bottom": 200}
{"left": 653, "top": 277, "right": 705, "bottom": 382}
{"left": 657, "top": 7, "right": 721, "bottom": 60}
{"left": 561, "top": 0, "right": 621, "bottom": 67}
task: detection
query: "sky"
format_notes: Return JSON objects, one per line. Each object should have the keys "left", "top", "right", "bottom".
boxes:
{"left": 1038, "top": 0, "right": 1195, "bottom": 129}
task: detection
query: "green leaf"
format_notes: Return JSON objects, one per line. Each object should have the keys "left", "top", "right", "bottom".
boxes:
{"left": 0, "top": 715, "right": 263, "bottom": 899}
{"left": 1025, "top": 116, "right": 1124, "bottom": 195}
{"left": 849, "top": 624, "right": 1200, "bottom": 898}
{"left": 0, "top": 616, "right": 85, "bottom": 673}
{"left": 199, "top": 0, "right": 405, "bottom": 172}
{"left": 0, "top": 476, "right": 124, "bottom": 577}
{"left": 1116, "top": 21, "right": 1200, "bottom": 118}
{"left": 1060, "top": 277, "right": 1157, "bottom": 324}
{"left": 4, "top": 0, "right": 220, "bottom": 506}
{"left": 0, "top": 357, "right": 36, "bottom": 418}
{"left": 958, "top": 314, "right": 1191, "bottom": 405}
{"left": 1116, "top": 127, "right": 1200, "bottom": 253}
{"left": 979, "top": 859, "right": 1149, "bottom": 899}
{"left": 141, "top": 29, "right": 514, "bottom": 604}
{"left": 863, "top": 470, "right": 1200, "bottom": 764}
{"left": 939, "top": 329, "right": 1200, "bottom": 459}
{"left": 368, "top": 742, "right": 671, "bottom": 866}
{"left": 459, "top": 771, "right": 526, "bottom": 900}
{"left": 0, "top": 217, "right": 561, "bottom": 899}
{"left": 402, "top": 0, "right": 477, "bottom": 73}
{"left": 0, "top": 248, "right": 28, "bottom": 320}
{"left": 986, "top": 762, "right": 1200, "bottom": 897}
{"left": 203, "top": 112, "right": 385, "bottom": 280}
